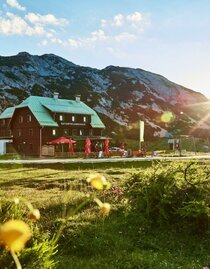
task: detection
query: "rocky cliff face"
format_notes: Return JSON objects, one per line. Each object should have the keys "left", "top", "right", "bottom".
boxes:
{"left": 0, "top": 52, "right": 209, "bottom": 140}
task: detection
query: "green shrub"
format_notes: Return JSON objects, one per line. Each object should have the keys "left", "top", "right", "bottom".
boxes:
{"left": 126, "top": 161, "right": 210, "bottom": 231}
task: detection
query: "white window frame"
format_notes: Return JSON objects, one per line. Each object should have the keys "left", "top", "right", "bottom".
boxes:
{"left": 52, "top": 129, "right": 56, "bottom": 136}
{"left": 72, "top": 115, "right": 75, "bottom": 122}
{"left": 59, "top": 115, "right": 64, "bottom": 121}
{"left": 83, "top": 116, "right": 87, "bottom": 122}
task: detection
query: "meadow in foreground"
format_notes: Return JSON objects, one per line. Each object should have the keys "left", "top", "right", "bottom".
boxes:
{"left": 0, "top": 160, "right": 209, "bottom": 269}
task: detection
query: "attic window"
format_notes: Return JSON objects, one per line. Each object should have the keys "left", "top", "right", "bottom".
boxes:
{"left": 19, "top": 116, "right": 23, "bottom": 123}
{"left": 27, "top": 114, "right": 32, "bottom": 122}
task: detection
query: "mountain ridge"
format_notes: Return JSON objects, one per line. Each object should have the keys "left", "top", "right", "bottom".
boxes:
{"left": 0, "top": 52, "right": 209, "bottom": 141}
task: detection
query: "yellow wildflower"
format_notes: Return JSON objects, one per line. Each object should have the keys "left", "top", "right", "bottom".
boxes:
{"left": 13, "top": 198, "right": 20, "bottom": 205}
{"left": 87, "top": 174, "right": 110, "bottom": 190}
{"left": 28, "top": 209, "right": 40, "bottom": 221}
{"left": 0, "top": 220, "right": 31, "bottom": 252}
{"left": 99, "top": 203, "right": 111, "bottom": 215}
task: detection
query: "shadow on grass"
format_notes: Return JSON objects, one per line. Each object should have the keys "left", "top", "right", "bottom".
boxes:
{"left": 0, "top": 171, "right": 68, "bottom": 188}
{"left": 50, "top": 206, "right": 210, "bottom": 269}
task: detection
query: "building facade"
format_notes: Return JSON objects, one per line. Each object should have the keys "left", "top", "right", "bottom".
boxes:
{"left": 0, "top": 94, "right": 105, "bottom": 156}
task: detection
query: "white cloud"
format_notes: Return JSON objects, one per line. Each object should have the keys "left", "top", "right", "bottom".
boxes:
{"left": 25, "top": 13, "right": 68, "bottom": 26}
{"left": 113, "top": 14, "right": 124, "bottom": 27}
{"left": 49, "top": 12, "right": 149, "bottom": 49}
{"left": 100, "top": 19, "right": 107, "bottom": 28}
{"left": 102, "top": 11, "right": 149, "bottom": 33}
{"left": 6, "top": 0, "right": 26, "bottom": 11}
{"left": 0, "top": 13, "right": 45, "bottom": 35}
{"left": 114, "top": 32, "right": 136, "bottom": 42}
{"left": 67, "top": 38, "right": 81, "bottom": 48}
{"left": 90, "top": 29, "right": 107, "bottom": 41}
{"left": 127, "top": 12, "right": 143, "bottom": 26}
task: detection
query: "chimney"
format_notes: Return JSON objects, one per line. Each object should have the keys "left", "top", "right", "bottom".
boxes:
{"left": 53, "top": 92, "right": 59, "bottom": 99}
{"left": 75, "top": 94, "right": 81, "bottom": 102}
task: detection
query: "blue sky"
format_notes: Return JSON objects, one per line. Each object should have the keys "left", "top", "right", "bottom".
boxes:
{"left": 0, "top": 0, "right": 210, "bottom": 98}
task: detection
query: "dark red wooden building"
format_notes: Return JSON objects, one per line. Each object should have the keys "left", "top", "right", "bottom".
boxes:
{"left": 0, "top": 94, "right": 105, "bottom": 156}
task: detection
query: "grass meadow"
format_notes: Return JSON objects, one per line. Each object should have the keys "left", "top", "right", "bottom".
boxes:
{"left": 0, "top": 160, "right": 209, "bottom": 269}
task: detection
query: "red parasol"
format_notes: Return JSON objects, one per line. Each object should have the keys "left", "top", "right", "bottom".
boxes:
{"left": 47, "top": 137, "right": 71, "bottom": 153}
{"left": 69, "top": 138, "right": 76, "bottom": 153}
{"left": 85, "top": 137, "right": 91, "bottom": 154}
{"left": 104, "top": 137, "right": 109, "bottom": 155}
{"left": 121, "top": 143, "right": 125, "bottom": 154}
{"left": 48, "top": 137, "right": 70, "bottom": 144}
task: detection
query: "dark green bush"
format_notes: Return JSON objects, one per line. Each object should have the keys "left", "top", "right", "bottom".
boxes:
{"left": 126, "top": 161, "right": 210, "bottom": 231}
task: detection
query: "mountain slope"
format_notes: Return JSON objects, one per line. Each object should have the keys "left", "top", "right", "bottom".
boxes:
{"left": 0, "top": 52, "right": 209, "bottom": 140}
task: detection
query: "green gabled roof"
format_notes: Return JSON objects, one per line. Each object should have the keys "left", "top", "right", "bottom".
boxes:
{"left": 0, "top": 107, "right": 15, "bottom": 119}
{"left": 14, "top": 96, "right": 105, "bottom": 128}
{"left": 16, "top": 96, "right": 58, "bottom": 127}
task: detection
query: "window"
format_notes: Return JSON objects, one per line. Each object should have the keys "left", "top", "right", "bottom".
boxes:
{"left": 79, "top": 129, "right": 84, "bottom": 136}
{"left": 83, "top": 116, "right": 87, "bottom": 122}
{"left": 17, "top": 129, "right": 21, "bottom": 137}
{"left": 89, "top": 129, "right": 93, "bottom": 136}
{"left": 52, "top": 129, "right": 56, "bottom": 136}
{"left": 29, "top": 128, "right": 33, "bottom": 136}
{"left": 19, "top": 116, "right": 23, "bottom": 123}
{"left": 72, "top": 115, "right": 75, "bottom": 122}
{"left": 59, "top": 115, "right": 64, "bottom": 121}
{"left": 1, "top": 119, "right": 5, "bottom": 126}
{"left": 27, "top": 114, "right": 32, "bottom": 122}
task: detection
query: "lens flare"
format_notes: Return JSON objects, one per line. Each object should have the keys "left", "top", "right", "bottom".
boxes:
{"left": 161, "top": 111, "right": 175, "bottom": 123}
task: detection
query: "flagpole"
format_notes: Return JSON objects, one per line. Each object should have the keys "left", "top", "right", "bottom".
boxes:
{"left": 139, "top": 120, "right": 144, "bottom": 151}
{"left": 139, "top": 120, "right": 141, "bottom": 151}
